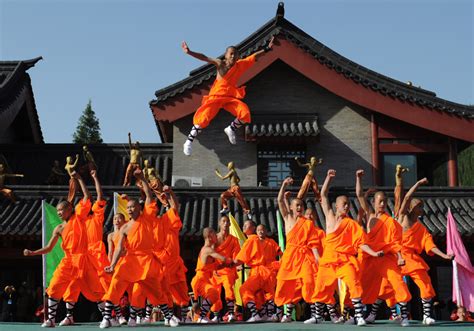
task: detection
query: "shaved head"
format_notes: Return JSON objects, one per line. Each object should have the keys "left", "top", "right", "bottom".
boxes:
{"left": 203, "top": 227, "right": 216, "bottom": 239}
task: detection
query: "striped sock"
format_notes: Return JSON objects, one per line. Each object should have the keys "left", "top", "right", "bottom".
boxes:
{"left": 230, "top": 119, "right": 245, "bottom": 131}
{"left": 145, "top": 304, "right": 153, "bottom": 319}
{"left": 201, "top": 299, "right": 211, "bottom": 318}
{"left": 227, "top": 300, "right": 235, "bottom": 315}
{"left": 370, "top": 298, "right": 382, "bottom": 317}
{"left": 114, "top": 305, "right": 122, "bottom": 318}
{"left": 129, "top": 306, "right": 138, "bottom": 320}
{"left": 314, "top": 302, "right": 324, "bottom": 320}
{"left": 285, "top": 303, "right": 294, "bottom": 318}
{"left": 104, "top": 301, "right": 114, "bottom": 321}
{"left": 247, "top": 301, "right": 258, "bottom": 318}
{"left": 422, "top": 299, "right": 432, "bottom": 319}
{"left": 276, "top": 305, "right": 283, "bottom": 319}
{"left": 266, "top": 300, "right": 275, "bottom": 317}
{"left": 159, "top": 304, "right": 173, "bottom": 319}
{"left": 47, "top": 298, "right": 59, "bottom": 322}
{"left": 65, "top": 302, "right": 75, "bottom": 320}
{"left": 180, "top": 306, "right": 188, "bottom": 320}
{"left": 390, "top": 305, "right": 398, "bottom": 319}
{"left": 352, "top": 298, "right": 365, "bottom": 322}
{"left": 97, "top": 301, "right": 105, "bottom": 317}
{"left": 399, "top": 302, "right": 408, "bottom": 320}
{"left": 187, "top": 125, "right": 201, "bottom": 142}
{"left": 327, "top": 304, "right": 338, "bottom": 319}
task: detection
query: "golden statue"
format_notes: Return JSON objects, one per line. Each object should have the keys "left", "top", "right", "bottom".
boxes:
{"left": 123, "top": 132, "right": 142, "bottom": 186}
{"left": 295, "top": 156, "right": 322, "bottom": 200}
{"left": 215, "top": 162, "right": 251, "bottom": 219}
{"left": 83, "top": 145, "right": 97, "bottom": 171}
{"left": 143, "top": 159, "right": 169, "bottom": 207}
{"left": 393, "top": 164, "right": 409, "bottom": 218}
{"left": 65, "top": 154, "right": 80, "bottom": 202}
{"left": 0, "top": 163, "right": 24, "bottom": 203}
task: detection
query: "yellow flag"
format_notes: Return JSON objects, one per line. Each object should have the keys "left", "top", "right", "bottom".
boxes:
{"left": 113, "top": 192, "right": 129, "bottom": 220}
{"left": 228, "top": 213, "right": 248, "bottom": 306}
{"left": 338, "top": 279, "right": 348, "bottom": 314}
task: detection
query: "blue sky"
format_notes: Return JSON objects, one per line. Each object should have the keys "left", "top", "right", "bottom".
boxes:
{"left": 1, "top": 0, "right": 472, "bottom": 143}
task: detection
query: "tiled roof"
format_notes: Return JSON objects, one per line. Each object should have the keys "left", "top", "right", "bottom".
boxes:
{"left": 0, "top": 143, "right": 173, "bottom": 186}
{"left": 1, "top": 186, "right": 473, "bottom": 240}
{"left": 150, "top": 13, "right": 473, "bottom": 119}
{"left": 245, "top": 114, "right": 319, "bottom": 139}
{"left": 0, "top": 57, "right": 44, "bottom": 143}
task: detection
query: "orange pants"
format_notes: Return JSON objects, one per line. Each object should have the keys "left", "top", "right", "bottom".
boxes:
{"left": 385, "top": 269, "right": 435, "bottom": 307}
{"left": 48, "top": 257, "right": 104, "bottom": 302}
{"left": 193, "top": 96, "right": 251, "bottom": 129}
{"left": 313, "top": 262, "right": 362, "bottom": 304}
{"left": 221, "top": 185, "right": 249, "bottom": 212}
{"left": 297, "top": 174, "right": 320, "bottom": 200}
{"left": 103, "top": 275, "right": 163, "bottom": 307}
{"left": 123, "top": 163, "right": 141, "bottom": 186}
{"left": 240, "top": 273, "right": 276, "bottom": 306}
{"left": 360, "top": 255, "right": 412, "bottom": 304}
{"left": 213, "top": 272, "right": 237, "bottom": 302}
{"left": 274, "top": 277, "right": 315, "bottom": 306}
{"left": 169, "top": 281, "right": 190, "bottom": 306}
{"left": 67, "top": 178, "right": 78, "bottom": 203}
{"left": 191, "top": 274, "right": 223, "bottom": 312}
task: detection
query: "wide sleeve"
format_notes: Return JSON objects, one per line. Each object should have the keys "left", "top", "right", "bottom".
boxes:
{"left": 92, "top": 200, "right": 107, "bottom": 224}
{"left": 143, "top": 201, "right": 158, "bottom": 219}
{"left": 75, "top": 198, "right": 91, "bottom": 221}
{"left": 165, "top": 207, "right": 182, "bottom": 233}
{"left": 421, "top": 227, "right": 437, "bottom": 256}
{"left": 236, "top": 54, "right": 257, "bottom": 72}
{"left": 235, "top": 240, "right": 253, "bottom": 264}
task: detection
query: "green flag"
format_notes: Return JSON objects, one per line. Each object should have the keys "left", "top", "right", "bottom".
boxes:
{"left": 42, "top": 200, "right": 64, "bottom": 289}
{"left": 276, "top": 210, "right": 285, "bottom": 252}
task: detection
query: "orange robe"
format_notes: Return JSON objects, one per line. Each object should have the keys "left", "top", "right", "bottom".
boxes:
{"left": 359, "top": 213, "right": 411, "bottom": 304}
{"left": 236, "top": 235, "right": 281, "bottom": 306}
{"left": 86, "top": 200, "right": 111, "bottom": 291}
{"left": 47, "top": 199, "right": 105, "bottom": 303}
{"left": 313, "top": 217, "right": 364, "bottom": 304}
{"left": 193, "top": 54, "right": 256, "bottom": 128}
{"left": 162, "top": 208, "right": 189, "bottom": 306}
{"left": 385, "top": 222, "right": 437, "bottom": 306}
{"left": 103, "top": 202, "right": 163, "bottom": 307}
{"left": 274, "top": 217, "right": 321, "bottom": 306}
{"left": 191, "top": 253, "right": 222, "bottom": 312}
{"left": 213, "top": 234, "right": 241, "bottom": 302}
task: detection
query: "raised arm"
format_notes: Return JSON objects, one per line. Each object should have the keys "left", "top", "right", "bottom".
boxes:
{"left": 398, "top": 178, "right": 428, "bottom": 216}
{"left": 249, "top": 36, "right": 274, "bottom": 60}
{"left": 72, "top": 154, "right": 80, "bottom": 168}
{"left": 163, "top": 185, "right": 180, "bottom": 210}
{"left": 182, "top": 41, "right": 221, "bottom": 66}
{"left": 278, "top": 177, "right": 293, "bottom": 219}
{"left": 320, "top": 169, "right": 336, "bottom": 219}
{"left": 135, "top": 169, "right": 153, "bottom": 205}
{"left": 128, "top": 132, "right": 132, "bottom": 150}
{"left": 294, "top": 157, "right": 308, "bottom": 168}
{"left": 355, "top": 170, "right": 372, "bottom": 216}
{"left": 73, "top": 172, "right": 90, "bottom": 202}
{"left": 215, "top": 169, "right": 233, "bottom": 180}
{"left": 90, "top": 170, "right": 103, "bottom": 202}
{"left": 23, "top": 224, "right": 62, "bottom": 256}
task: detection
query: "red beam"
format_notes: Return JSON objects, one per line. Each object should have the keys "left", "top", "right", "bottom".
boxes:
{"left": 448, "top": 138, "right": 458, "bottom": 187}
{"left": 371, "top": 114, "right": 380, "bottom": 185}
{"left": 379, "top": 144, "right": 448, "bottom": 153}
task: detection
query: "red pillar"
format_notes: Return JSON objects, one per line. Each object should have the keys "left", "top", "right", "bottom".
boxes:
{"left": 448, "top": 138, "right": 458, "bottom": 187}
{"left": 371, "top": 113, "right": 380, "bottom": 185}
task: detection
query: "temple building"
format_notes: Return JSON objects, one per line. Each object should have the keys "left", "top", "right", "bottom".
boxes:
{"left": 1, "top": 3, "right": 473, "bottom": 321}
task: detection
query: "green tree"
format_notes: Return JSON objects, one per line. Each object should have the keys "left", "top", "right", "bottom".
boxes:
{"left": 72, "top": 100, "right": 103, "bottom": 144}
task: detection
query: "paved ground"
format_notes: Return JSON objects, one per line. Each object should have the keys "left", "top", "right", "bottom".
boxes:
{"left": 1, "top": 320, "right": 473, "bottom": 330}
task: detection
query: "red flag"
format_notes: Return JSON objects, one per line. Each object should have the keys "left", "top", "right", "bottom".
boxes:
{"left": 446, "top": 208, "right": 474, "bottom": 312}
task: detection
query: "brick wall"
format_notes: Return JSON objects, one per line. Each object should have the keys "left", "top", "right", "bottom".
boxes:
{"left": 172, "top": 60, "right": 373, "bottom": 187}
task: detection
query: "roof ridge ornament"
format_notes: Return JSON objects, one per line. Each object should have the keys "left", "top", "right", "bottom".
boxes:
{"left": 276, "top": 2, "right": 285, "bottom": 20}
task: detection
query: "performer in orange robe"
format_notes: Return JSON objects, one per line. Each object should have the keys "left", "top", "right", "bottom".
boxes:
{"left": 162, "top": 188, "right": 190, "bottom": 322}
{"left": 86, "top": 170, "right": 111, "bottom": 293}
{"left": 234, "top": 224, "right": 282, "bottom": 322}
{"left": 274, "top": 177, "right": 321, "bottom": 323}
{"left": 106, "top": 213, "right": 129, "bottom": 325}
{"left": 383, "top": 178, "right": 453, "bottom": 325}
{"left": 100, "top": 171, "right": 165, "bottom": 328}
{"left": 310, "top": 170, "right": 384, "bottom": 326}
{"left": 23, "top": 172, "right": 104, "bottom": 328}
{"left": 191, "top": 227, "right": 233, "bottom": 323}
{"left": 181, "top": 37, "right": 274, "bottom": 156}
{"left": 212, "top": 216, "right": 241, "bottom": 321}
{"left": 355, "top": 170, "right": 412, "bottom": 327}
